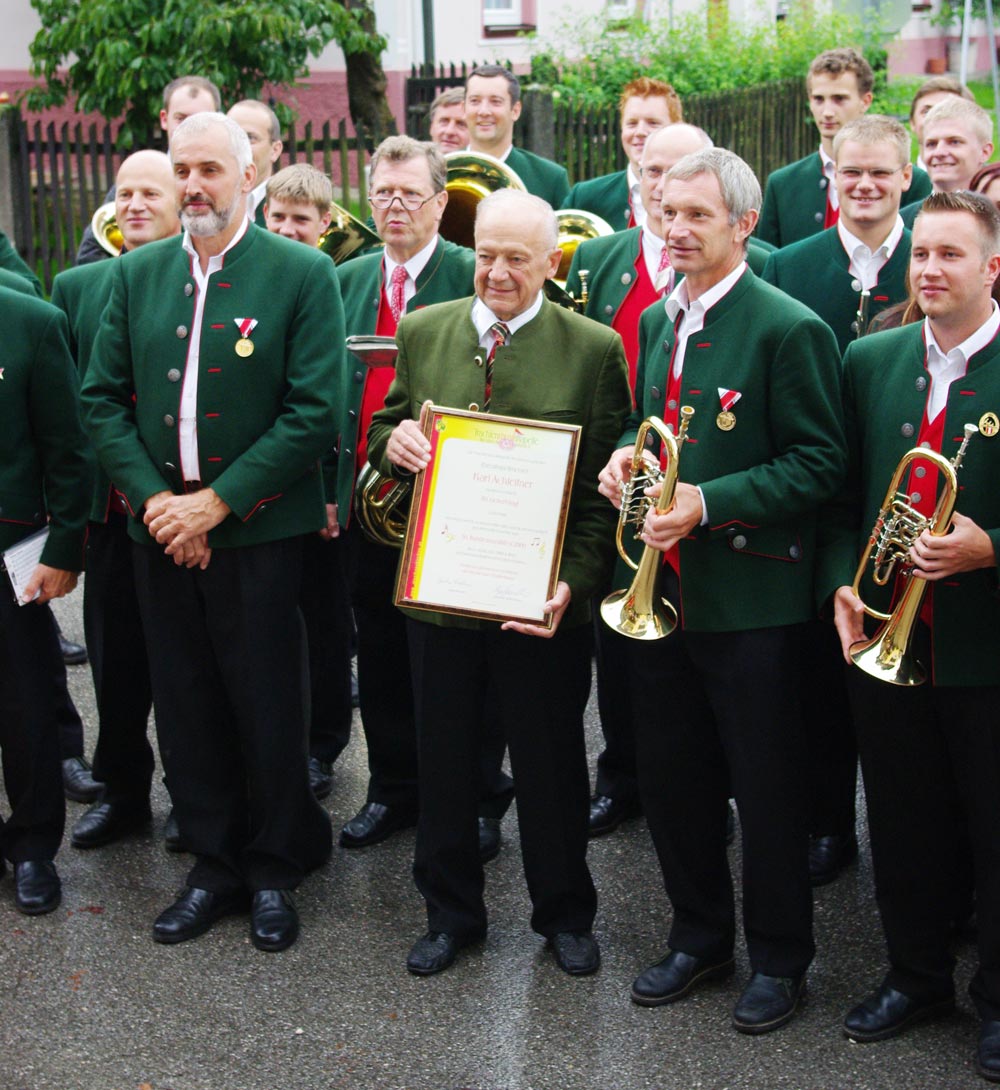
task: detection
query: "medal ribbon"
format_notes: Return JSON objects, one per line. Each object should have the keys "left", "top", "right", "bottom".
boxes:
{"left": 235, "top": 318, "right": 258, "bottom": 338}
{"left": 718, "top": 388, "right": 741, "bottom": 412}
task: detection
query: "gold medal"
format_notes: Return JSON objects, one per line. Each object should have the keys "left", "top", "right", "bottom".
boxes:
{"left": 235, "top": 338, "right": 254, "bottom": 358}
{"left": 716, "top": 410, "right": 736, "bottom": 431}
{"left": 979, "top": 411, "right": 999, "bottom": 437}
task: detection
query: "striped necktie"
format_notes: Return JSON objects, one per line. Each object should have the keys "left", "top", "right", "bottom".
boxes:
{"left": 483, "top": 321, "right": 510, "bottom": 412}
{"left": 389, "top": 265, "right": 407, "bottom": 323}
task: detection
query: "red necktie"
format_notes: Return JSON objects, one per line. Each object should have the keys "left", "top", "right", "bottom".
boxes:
{"left": 389, "top": 265, "right": 407, "bottom": 323}
{"left": 483, "top": 321, "right": 509, "bottom": 412}
{"left": 654, "top": 244, "right": 672, "bottom": 296}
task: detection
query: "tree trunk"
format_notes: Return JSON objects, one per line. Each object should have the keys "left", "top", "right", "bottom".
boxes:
{"left": 336, "top": 0, "right": 395, "bottom": 135}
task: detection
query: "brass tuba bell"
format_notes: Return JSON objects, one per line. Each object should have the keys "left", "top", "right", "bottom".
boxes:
{"left": 317, "top": 202, "right": 381, "bottom": 264}
{"left": 848, "top": 422, "right": 978, "bottom": 685}
{"left": 91, "top": 201, "right": 123, "bottom": 257}
{"left": 553, "top": 209, "right": 613, "bottom": 287}
{"left": 601, "top": 408, "right": 694, "bottom": 640}
{"left": 439, "top": 151, "right": 526, "bottom": 250}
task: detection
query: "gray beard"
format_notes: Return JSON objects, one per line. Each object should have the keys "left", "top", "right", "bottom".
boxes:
{"left": 180, "top": 196, "right": 239, "bottom": 237}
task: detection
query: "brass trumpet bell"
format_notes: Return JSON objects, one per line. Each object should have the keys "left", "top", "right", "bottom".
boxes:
{"left": 554, "top": 209, "right": 613, "bottom": 286}
{"left": 439, "top": 151, "right": 526, "bottom": 250}
{"left": 91, "top": 201, "right": 123, "bottom": 257}
{"left": 318, "top": 202, "right": 381, "bottom": 264}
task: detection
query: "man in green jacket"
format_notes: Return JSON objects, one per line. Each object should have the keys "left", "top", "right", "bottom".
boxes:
{"left": 758, "top": 48, "right": 929, "bottom": 248}
{"left": 822, "top": 191, "right": 1000, "bottom": 1082}
{"left": 561, "top": 76, "right": 683, "bottom": 232}
{"left": 0, "top": 285, "right": 91, "bottom": 916}
{"left": 370, "top": 189, "right": 630, "bottom": 978}
{"left": 600, "top": 148, "right": 846, "bottom": 1033}
{"left": 81, "top": 113, "right": 343, "bottom": 954}
{"left": 465, "top": 66, "right": 570, "bottom": 208}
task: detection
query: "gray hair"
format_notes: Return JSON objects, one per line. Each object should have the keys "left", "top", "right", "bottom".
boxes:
{"left": 476, "top": 189, "right": 558, "bottom": 249}
{"left": 170, "top": 112, "right": 253, "bottom": 175}
{"left": 665, "top": 147, "right": 761, "bottom": 224}
{"left": 369, "top": 135, "right": 447, "bottom": 194}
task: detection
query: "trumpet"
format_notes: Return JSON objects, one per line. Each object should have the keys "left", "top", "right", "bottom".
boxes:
{"left": 853, "top": 288, "right": 871, "bottom": 340}
{"left": 600, "top": 408, "right": 694, "bottom": 640}
{"left": 849, "top": 422, "right": 978, "bottom": 685}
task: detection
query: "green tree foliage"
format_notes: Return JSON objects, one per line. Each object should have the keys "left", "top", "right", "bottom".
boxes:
{"left": 25, "top": 0, "right": 388, "bottom": 147}
{"left": 529, "top": 2, "right": 888, "bottom": 107}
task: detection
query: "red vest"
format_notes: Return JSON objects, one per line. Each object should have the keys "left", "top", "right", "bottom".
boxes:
{"left": 611, "top": 244, "right": 658, "bottom": 402}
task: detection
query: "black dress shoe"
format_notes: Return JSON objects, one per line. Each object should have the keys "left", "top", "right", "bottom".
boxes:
{"left": 152, "top": 886, "right": 249, "bottom": 944}
{"left": 62, "top": 757, "right": 102, "bottom": 804}
{"left": 843, "top": 983, "right": 954, "bottom": 1042}
{"left": 251, "top": 890, "right": 299, "bottom": 952}
{"left": 163, "top": 809, "right": 188, "bottom": 853}
{"left": 631, "top": 949, "right": 735, "bottom": 1006}
{"left": 308, "top": 757, "right": 333, "bottom": 801}
{"left": 406, "top": 930, "right": 481, "bottom": 976}
{"left": 339, "top": 802, "right": 415, "bottom": 848}
{"left": 551, "top": 931, "right": 600, "bottom": 975}
{"left": 977, "top": 1020, "right": 1000, "bottom": 1082}
{"left": 59, "top": 633, "right": 88, "bottom": 666}
{"left": 809, "top": 833, "right": 859, "bottom": 887}
{"left": 733, "top": 972, "right": 806, "bottom": 1034}
{"left": 71, "top": 801, "right": 152, "bottom": 849}
{"left": 478, "top": 817, "right": 501, "bottom": 864}
{"left": 13, "top": 860, "right": 61, "bottom": 915}
{"left": 588, "top": 794, "right": 641, "bottom": 838}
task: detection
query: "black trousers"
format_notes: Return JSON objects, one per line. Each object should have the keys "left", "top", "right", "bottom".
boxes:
{"left": 133, "top": 538, "right": 332, "bottom": 893}
{"left": 51, "top": 609, "right": 85, "bottom": 760}
{"left": 84, "top": 515, "right": 155, "bottom": 807}
{"left": 630, "top": 599, "right": 814, "bottom": 977}
{"left": 407, "top": 618, "right": 596, "bottom": 940}
{"left": 299, "top": 531, "right": 353, "bottom": 765}
{"left": 344, "top": 523, "right": 514, "bottom": 818}
{"left": 848, "top": 664, "right": 1000, "bottom": 1019}
{"left": 591, "top": 595, "right": 640, "bottom": 804}
{"left": 0, "top": 591, "right": 65, "bottom": 861}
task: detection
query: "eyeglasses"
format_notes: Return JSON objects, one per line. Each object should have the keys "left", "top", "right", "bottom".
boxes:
{"left": 369, "top": 191, "right": 439, "bottom": 211}
{"left": 835, "top": 167, "right": 904, "bottom": 182}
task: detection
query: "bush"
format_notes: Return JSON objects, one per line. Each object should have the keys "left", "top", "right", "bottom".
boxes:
{"left": 529, "top": 2, "right": 889, "bottom": 107}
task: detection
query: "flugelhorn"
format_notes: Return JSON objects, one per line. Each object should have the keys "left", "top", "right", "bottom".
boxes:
{"left": 600, "top": 408, "right": 694, "bottom": 640}
{"left": 849, "top": 422, "right": 978, "bottom": 685}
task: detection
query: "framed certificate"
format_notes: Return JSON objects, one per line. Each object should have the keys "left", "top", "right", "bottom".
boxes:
{"left": 395, "top": 406, "right": 581, "bottom": 627}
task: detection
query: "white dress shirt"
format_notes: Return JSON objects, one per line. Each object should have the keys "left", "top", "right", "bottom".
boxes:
{"left": 383, "top": 233, "right": 440, "bottom": 312}
{"left": 923, "top": 301, "right": 1000, "bottom": 421}
{"left": 821, "top": 146, "right": 839, "bottom": 212}
{"left": 837, "top": 215, "right": 905, "bottom": 291}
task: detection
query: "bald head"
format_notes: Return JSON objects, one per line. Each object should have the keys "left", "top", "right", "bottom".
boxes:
{"left": 640, "top": 123, "right": 713, "bottom": 235}
{"left": 115, "top": 149, "right": 180, "bottom": 248}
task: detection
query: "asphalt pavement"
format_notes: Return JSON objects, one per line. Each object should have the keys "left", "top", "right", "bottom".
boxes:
{"left": 0, "top": 591, "right": 985, "bottom": 1090}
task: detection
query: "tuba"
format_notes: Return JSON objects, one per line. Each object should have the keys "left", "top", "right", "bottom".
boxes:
{"left": 553, "top": 209, "right": 613, "bottom": 287}
{"left": 601, "top": 408, "right": 694, "bottom": 640}
{"left": 317, "top": 202, "right": 381, "bottom": 264}
{"left": 91, "top": 201, "right": 123, "bottom": 256}
{"left": 439, "top": 151, "right": 526, "bottom": 250}
{"left": 849, "top": 422, "right": 978, "bottom": 685}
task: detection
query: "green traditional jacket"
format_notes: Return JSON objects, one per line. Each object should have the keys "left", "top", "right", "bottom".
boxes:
{"left": 901, "top": 199, "right": 922, "bottom": 230}
{"left": 0, "top": 230, "right": 42, "bottom": 296}
{"left": 758, "top": 152, "right": 931, "bottom": 249}
{"left": 562, "top": 171, "right": 633, "bottom": 231}
{"left": 335, "top": 236, "right": 476, "bottom": 523}
{"left": 0, "top": 286, "right": 91, "bottom": 571}
{"left": 506, "top": 147, "right": 571, "bottom": 208}
{"left": 81, "top": 225, "right": 345, "bottom": 549}
{"left": 624, "top": 268, "right": 846, "bottom": 632}
{"left": 817, "top": 323, "right": 1000, "bottom": 686}
{"left": 761, "top": 225, "right": 912, "bottom": 354}
{"left": 51, "top": 259, "right": 119, "bottom": 522}
{"left": 368, "top": 296, "right": 631, "bottom": 629}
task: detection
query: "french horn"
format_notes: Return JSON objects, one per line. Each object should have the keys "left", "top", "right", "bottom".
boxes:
{"left": 848, "top": 422, "right": 978, "bottom": 685}
{"left": 91, "top": 201, "right": 123, "bottom": 257}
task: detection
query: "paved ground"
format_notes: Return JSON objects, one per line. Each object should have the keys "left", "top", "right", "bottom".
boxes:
{"left": 0, "top": 592, "right": 986, "bottom": 1090}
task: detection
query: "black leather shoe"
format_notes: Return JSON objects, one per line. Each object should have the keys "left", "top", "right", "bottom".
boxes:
{"left": 843, "top": 983, "right": 954, "bottom": 1042}
{"left": 71, "top": 801, "right": 151, "bottom": 849}
{"left": 163, "top": 809, "right": 188, "bottom": 853}
{"left": 977, "top": 1020, "right": 1000, "bottom": 1082}
{"left": 809, "top": 833, "right": 859, "bottom": 887}
{"left": 631, "top": 949, "right": 735, "bottom": 1006}
{"left": 479, "top": 817, "right": 501, "bottom": 863}
{"left": 733, "top": 972, "right": 806, "bottom": 1034}
{"left": 308, "top": 757, "right": 333, "bottom": 801}
{"left": 551, "top": 931, "right": 600, "bottom": 975}
{"left": 59, "top": 633, "right": 88, "bottom": 666}
{"left": 13, "top": 860, "right": 61, "bottom": 915}
{"left": 251, "top": 890, "right": 299, "bottom": 952}
{"left": 588, "top": 794, "right": 641, "bottom": 838}
{"left": 406, "top": 930, "right": 481, "bottom": 976}
{"left": 339, "top": 802, "right": 415, "bottom": 848}
{"left": 152, "top": 886, "right": 249, "bottom": 944}
{"left": 62, "top": 757, "right": 102, "bottom": 803}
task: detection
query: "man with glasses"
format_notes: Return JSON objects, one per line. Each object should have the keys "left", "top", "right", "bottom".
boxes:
{"left": 335, "top": 136, "right": 513, "bottom": 858}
